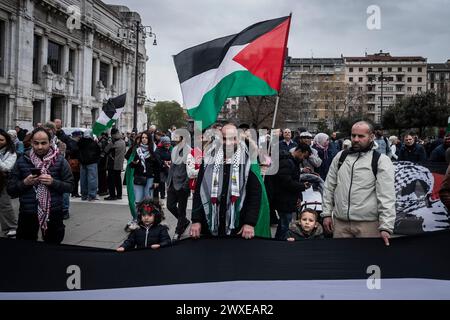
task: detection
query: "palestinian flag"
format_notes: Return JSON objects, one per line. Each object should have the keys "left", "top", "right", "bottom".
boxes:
{"left": 92, "top": 93, "right": 127, "bottom": 136}
{"left": 174, "top": 16, "right": 291, "bottom": 129}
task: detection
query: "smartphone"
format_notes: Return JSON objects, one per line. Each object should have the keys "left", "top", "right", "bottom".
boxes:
{"left": 31, "top": 168, "right": 41, "bottom": 176}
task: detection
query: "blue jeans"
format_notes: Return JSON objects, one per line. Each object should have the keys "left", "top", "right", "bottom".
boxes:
{"left": 80, "top": 163, "right": 98, "bottom": 199}
{"left": 133, "top": 177, "right": 154, "bottom": 204}
{"left": 63, "top": 192, "right": 70, "bottom": 213}
{"left": 275, "top": 212, "right": 294, "bottom": 240}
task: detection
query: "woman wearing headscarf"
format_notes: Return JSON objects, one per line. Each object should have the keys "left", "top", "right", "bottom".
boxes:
{"left": 312, "top": 133, "right": 335, "bottom": 181}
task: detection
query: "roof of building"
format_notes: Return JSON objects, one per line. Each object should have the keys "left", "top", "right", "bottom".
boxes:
{"left": 345, "top": 51, "right": 426, "bottom": 62}
{"left": 428, "top": 63, "right": 450, "bottom": 71}
{"left": 286, "top": 57, "right": 344, "bottom": 66}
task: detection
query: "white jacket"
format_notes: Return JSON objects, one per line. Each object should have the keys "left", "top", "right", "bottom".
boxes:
{"left": 321, "top": 146, "right": 396, "bottom": 233}
{"left": 0, "top": 149, "right": 17, "bottom": 173}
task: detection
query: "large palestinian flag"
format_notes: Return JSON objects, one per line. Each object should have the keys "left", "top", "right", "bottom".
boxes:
{"left": 174, "top": 16, "right": 291, "bottom": 129}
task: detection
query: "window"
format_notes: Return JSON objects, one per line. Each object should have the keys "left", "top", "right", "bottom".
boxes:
{"left": 418, "top": 67, "right": 422, "bottom": 72}
{"left": 359, "top": 67, "right": 363, "bottom": 72}
{"left": 68, "top": 49, "right": 75, "bottom": 74}
{"left": 0, "top": 20, "right": 5, "bottom": 77}
{"left": 407, "top": 77, "right": 412, "bottom": 82}
{"left": 47, "top": 41, "right": 62, "bottom": 74}
{"left": 418, "top": 87, "right": 422, "bottom": 92}
{"left": 407, "top": 67, "right": 412, "bottom": 72}
{"left": 33, "top": 35, "right": 41, "bottom": 84}
{"left": 398, "top": 67, "right": 402, "bottom": 72}
{"left": 418, "top": 77, "right": 422, "bottom": 83}
{"left": 368, "top": 67, "right": 373, "bottom": 72}
{"left": 396, "top": 75, "right": 403, "bottom": 82}
{"left": 388, "top": 67, "right": 392, "bottom": 72}
{"left": 349, "top": 77, "right": 353, "bottom": 82}
{"left": 407, "top": 87, "right": 412, "bottom": 92}
{"left": 358, "top": 77, "right": 363, "bottom": 82}
{"left": 431, "top": 83, "right": 435, "bottom": 89}
{"left": 349, "top": 67, "right": 353, "bottom": 72}
{"left": 99, "top": 62, "right": 109, "bottom": 87}
{"left": 358, "top": 86, "right": 363, "bottom": 92}
{"left": 378, "top": 67, "right": 382, "bottom": 72}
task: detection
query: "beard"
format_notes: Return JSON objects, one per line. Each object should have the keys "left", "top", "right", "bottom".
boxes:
{"left": 223, "top": 144, "right": 237, "bottom": 159}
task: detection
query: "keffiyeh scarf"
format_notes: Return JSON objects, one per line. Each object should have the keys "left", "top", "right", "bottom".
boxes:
{"left": 30, "top": 147, "right": 59, "bottom": 233}
{"left": 201, "top": 143, "right": 251, "bottom": 235}
{"left": 136, "top": 144, "right": 150, "bottom": 173}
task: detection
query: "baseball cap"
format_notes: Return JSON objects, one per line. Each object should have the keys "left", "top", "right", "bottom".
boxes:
{"left": 160, "top": 136, "right": 171, "bottom": 144}
{"left": 300, "top": 131, "right": 313, "bottom": 138}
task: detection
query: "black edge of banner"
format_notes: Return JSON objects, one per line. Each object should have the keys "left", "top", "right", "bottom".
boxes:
{"left": 0, "top": 230, "right": 449, "bottom": 293}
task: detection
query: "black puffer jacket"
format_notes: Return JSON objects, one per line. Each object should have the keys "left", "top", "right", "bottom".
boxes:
{"left": 128, "top": 148, "right": 161, "bottom": 181}
{"left": 120, "top": 223, "right": 171, "bottom": 250}
{"left": 7, "top": 152, "right": 74, "bottom": 216}
{"left": 78, "top": 137, "right": 101, "bottom": 165}
{"left": 271, "top": 150, "right": 306, "bottom": 213}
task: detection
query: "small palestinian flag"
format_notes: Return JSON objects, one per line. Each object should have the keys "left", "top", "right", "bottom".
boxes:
{"left": 174, "top": 16, "right": 291, "bottom": 129}
{"left": 92, "top": 93, "right": 127, "bottom": 136}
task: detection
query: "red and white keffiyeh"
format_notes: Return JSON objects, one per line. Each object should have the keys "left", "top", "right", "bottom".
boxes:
{"left": 30, "top": 147, "right": 59, "bottom": 233}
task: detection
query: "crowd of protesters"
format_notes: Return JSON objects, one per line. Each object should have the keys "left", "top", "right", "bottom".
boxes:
{"left": 2, "top": 120, "right": 450, "bottom": 250}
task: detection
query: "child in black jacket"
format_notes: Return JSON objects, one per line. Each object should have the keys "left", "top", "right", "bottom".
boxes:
{"left": 117, "top": 199, "right": 171, "bottom": 251}
{"left": 286, "top": 208, "right": 324, "bottom": 241}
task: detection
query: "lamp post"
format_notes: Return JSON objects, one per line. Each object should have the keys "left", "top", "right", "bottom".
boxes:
{"left": 119, "top": 21, "right": 156, "bottom": 133}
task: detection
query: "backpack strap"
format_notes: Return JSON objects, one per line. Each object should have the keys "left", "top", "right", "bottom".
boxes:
{"left": 337, "top": 149, "right": 380, "bottom": 179}
{"left": 337, "top": 150, "right": 350, "bottom": 171}
{"left": 371, "top": 150, "right": 381, "bottom": 179}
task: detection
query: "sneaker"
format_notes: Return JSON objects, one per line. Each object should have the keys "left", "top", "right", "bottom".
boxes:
{"left": 88, "top": 197, "right": 99, "bottom": 201}
{"left": 104, "top": 196, "right": 117, "bottom": 201}
{"left": 63, "top": 212, "right": 70, "bottom": 220}
{"left": 6, "top": 230, "right": 16, "bottom": 237}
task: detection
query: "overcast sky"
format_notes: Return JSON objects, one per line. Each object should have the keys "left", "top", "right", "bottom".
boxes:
{"left": 105, "top": 0, "right": 450, "bottom": 104}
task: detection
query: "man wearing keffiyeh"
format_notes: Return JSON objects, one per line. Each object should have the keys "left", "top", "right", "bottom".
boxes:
{"left": 7, "top": 128, "right": 73, "bottom": 244}
{"left": 190, "top": 123, "right": 270, "bottom": 239}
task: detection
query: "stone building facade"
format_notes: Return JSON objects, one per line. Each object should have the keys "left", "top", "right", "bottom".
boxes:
{"left": 0, "top": 0, "right": 148, "bottom": 132}
{"left": 344, "top": 51, "right": 427, "bottom": 124}
{"left": 428, "top": 60, "right": 450, "bottom": 105}
{"left": 283, "top": 57, "right": 346, "bottom": 131}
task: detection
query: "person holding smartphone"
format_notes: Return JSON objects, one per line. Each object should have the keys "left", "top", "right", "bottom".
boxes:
{"left": 7, "top": 127, "right": 73, "bottom": 244}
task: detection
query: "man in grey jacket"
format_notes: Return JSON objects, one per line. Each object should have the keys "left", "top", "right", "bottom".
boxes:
{"left": 104, "top": 128, "right": 126, "bottom": 200}
{"left": 322, "top": 121, "right": 396, "bottom": 246}
{"left": 166, "top": 134, "right": 191, "bottom": 242}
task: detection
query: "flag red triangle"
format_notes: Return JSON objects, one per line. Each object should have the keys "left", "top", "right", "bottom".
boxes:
{"left": 232, "top": 18, "right": 290, "bottom": 92}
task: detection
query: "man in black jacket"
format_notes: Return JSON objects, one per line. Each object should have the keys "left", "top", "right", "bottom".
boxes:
{"left": 190, "top": 123, "right": 262, "bottom": 240}
{"left": 272, "top": 143, "right": 312, "bottom": 240}
{"left": 7, "top": 127, "right": 73, "bottom": 244}
{"left": 78, "top": 132, "right": 101, "bottom": 201}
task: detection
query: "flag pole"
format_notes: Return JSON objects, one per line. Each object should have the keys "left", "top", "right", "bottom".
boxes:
{"left": 271, "top": 96, "right": 280, "bottom": 129}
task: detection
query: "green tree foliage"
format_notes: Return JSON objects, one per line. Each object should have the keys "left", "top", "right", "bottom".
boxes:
{"left": 148, "top": 101, "right": 186, "bottom": 131}
{"left": 382, "top": 91, "right": 449, "bottom": 136}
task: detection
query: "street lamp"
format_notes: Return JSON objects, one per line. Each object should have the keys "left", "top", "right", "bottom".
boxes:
{"left": 118, "top": 21, "right": 157, "bottom": 133}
